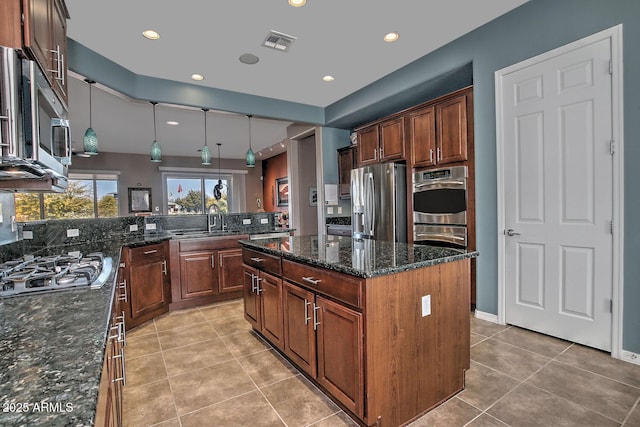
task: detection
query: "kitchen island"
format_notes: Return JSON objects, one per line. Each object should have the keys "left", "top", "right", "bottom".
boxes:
{"left": 240, "top": 235, "right": 479, "bottom": 427}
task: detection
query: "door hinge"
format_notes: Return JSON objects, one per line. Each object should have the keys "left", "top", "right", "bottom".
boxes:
{"left": 609, "top": 140, "right": 615, "bottom": 155}
{"left": 610, "top": 220, "right": 614, "bottom": 235}
{"left": 610, "top": 299, "right": 613, "bottom": 313}
{"left": 609, "top": 59, "right": 613, "bottom": 75}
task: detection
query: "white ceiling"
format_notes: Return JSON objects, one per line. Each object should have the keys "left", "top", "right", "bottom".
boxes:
{"left": 65, "top": 0, "right": 527, "bottom": 159}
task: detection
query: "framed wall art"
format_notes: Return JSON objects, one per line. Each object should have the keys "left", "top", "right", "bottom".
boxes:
{"left": 128, "top": 187, "right": 152, "bottom": 213}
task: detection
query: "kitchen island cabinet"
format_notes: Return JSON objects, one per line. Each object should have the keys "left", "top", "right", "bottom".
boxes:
{"left": 240, "top": 236, "right": 478, "bottom": 427}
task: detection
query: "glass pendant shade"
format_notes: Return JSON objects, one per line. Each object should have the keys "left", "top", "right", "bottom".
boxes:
{"left": 150, "top": 101, "right": 162, "bottom": 162}
{"left": 83, "top": 127, "right": 98, "bottom": 155}
{"left": 83, "top": 80, "right": 98, "bottom": 155}
{"left": 201, "top": 145, "right": 211, "bottom": 165}
{"left": 150, "top": 140, "right": 162, "bottom": 162}
{"left": 201, "top": 108, "right": 211, "bottom": 165}
{"left": 246, "top": 114, "right": 255, "bottom": 168}
{"left": 246, "top": 147, "right": 255, "bottom": 168}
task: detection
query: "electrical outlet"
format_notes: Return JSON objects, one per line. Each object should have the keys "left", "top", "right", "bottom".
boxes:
{"left": 337, "top": 206, "right": 342, "bottom": 214}
{"left": 327, "top": 206, "right": 334, "bottom": 214}
{"left": 129, "top": 224, "right": 138, "bottom": 232}
{"left": 260, "top": 218, "right": 269, "bottom": 224}
{"left": 67, "top": 229, "right": 79, "bottom": 237}
{"left": 68, "top": 250, "right": 81, "bottom": 258}
{"left": 145, "top": 223, "right": 156, "bottom": 230}
{"left": 23, "top": 230, "right": 33, "bottom": 239}
{"left": 243, "top": 218, "right": 252, "bottom": 225}
{"left": 421, "top": 295, "right": 431, "bottom": 317}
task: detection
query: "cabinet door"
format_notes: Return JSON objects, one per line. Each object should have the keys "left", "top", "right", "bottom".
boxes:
{"left": 243, "top": 265, "right": 261, "bottom": 330}
{"left": 409, "top": 105, "right": 437, "bottom": 168}
{"left": 357, "top": 125, "right": 379, "bottom": 166}
{"left": 50, "top": 0, "right": 67, "bottom": 105}
{"left": 179, "top": 251, "right": 218, "bottom": 299}
{"left": 218, "top": 248, "right": 243, "bottom": 294}
{"left": 337, "top": 146, "right": 355, "bottom": 199}
{"left": 316, "top": 295, "right": 364, "bottom": 418}
{"left": 379, "top": 117, "right": 405, "bottom": 161}
{"left": 129, "top": 257, "right": 168, "bottom": 321}
{"left": 283, "top": 281, "right": 316, "bottom": 377}
{"left": 23, "top": 0, "right": 51, "bottom": 77}
{"left": 436, "top": 94, "right": 468, "bottom": 164}
{"left": 259, "top": 272, "right": 283, "bottom": 349}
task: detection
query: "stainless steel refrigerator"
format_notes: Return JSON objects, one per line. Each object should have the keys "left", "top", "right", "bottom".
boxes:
{"left": 351, "top": 163, "right": 407, "bottom": 242}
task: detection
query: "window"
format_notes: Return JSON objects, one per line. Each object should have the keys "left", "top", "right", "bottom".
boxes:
{"left": 166, "top": 174, "right": 231, "bottom": 214}
{"left": 14, "top": 173, "right": 119, "bottom": 221}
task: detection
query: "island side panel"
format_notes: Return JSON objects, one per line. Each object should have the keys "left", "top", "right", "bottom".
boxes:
{"left": 364, "top": 258, "right": 470, "bottom": 426}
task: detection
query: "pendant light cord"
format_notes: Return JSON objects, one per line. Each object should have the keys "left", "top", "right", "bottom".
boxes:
{"left": 152, "top": 102, "right": 157, "bottom": 140}
{"left": 248, "top": 115, "right": 252, "bottom": 150}
{"left": 88, "top": 83, "right": 93, "bottom": 128}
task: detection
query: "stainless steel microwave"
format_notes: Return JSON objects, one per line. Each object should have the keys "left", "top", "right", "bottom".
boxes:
{"left": 0, "top": 46, "right": 70, "bottom": 191}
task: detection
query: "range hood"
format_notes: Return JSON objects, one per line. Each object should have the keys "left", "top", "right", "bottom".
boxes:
{"left": 0, "top": 158, "right": 68, "bottom": 192}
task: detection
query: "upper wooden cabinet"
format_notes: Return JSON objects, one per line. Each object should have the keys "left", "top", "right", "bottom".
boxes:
{"left": 411, "top": 90, "right": 470, "bottom": 168}
{"left": 357, "top": 116, "right": 405, "bottom": 166}
{"left": 337, "top": 145, "right": 357, "bottom": 199}
{"left": 0, "top": 0, "right": 69, "bottom": 107}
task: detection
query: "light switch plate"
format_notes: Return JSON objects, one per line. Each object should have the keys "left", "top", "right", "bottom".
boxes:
{"left": 23, "top": 230, "right": 33, "bottom": 239}
{"left": 327, "top": 206, "right": 334, "bottom": 214}
{"left": 129, "top": 224, "right": 138, "bottom": 232}
{"left": 67, "top": 229, "right": 79, "bottom": 237}
{"left": 260, "top": 218, "right": 269, "bottom": 224}
{"left": 337, "top": 206, "right": 342, "bottom": 214}
{"left": 145, "top": 223, "right": 157, "bottom": 230}
{"left": 421, "top": 295, "right": 431, "bottom": 317}
{"left": 68, "top": 250, "right": 81, "bottom": 258}
{"left": 243, "top": 218, "right": 252, "bottom": 225}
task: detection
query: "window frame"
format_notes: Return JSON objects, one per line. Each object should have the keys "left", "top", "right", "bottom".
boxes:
{"left": 163, "top": 171, "right": 234, "bottom": 215}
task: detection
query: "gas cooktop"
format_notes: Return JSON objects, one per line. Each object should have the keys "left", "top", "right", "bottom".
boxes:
{"left": 0, "top": 252, "right": 112, "bottom": 297}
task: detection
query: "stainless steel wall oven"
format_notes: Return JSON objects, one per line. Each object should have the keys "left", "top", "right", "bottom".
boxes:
{"left": 412, "top": 165, "right": 467, "bottom": 248}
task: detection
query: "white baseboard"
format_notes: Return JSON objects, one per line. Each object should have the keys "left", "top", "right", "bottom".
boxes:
{"left": 621, "top": 350, "right": 640, "bottom": 365}
{"left": 474, "top": 310, "right": 500, "bottom": 324}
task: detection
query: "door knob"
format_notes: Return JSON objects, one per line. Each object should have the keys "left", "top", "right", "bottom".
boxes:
{"left": 505, "top": 229, "right": 521, "bottom": 236}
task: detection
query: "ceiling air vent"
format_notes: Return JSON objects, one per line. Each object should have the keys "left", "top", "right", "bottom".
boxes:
{"left": 262, "top": 30, "right": 297, "bottom": 52}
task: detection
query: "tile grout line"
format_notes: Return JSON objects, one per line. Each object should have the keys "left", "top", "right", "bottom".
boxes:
{"left": 155, "top": 317, "right": 184, "bottom": 427}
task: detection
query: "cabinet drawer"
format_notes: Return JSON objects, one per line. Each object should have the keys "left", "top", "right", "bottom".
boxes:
{"left": 128, "top": 243, "right": 165, "bottom": 262}
{"left": 242, "top": 248, "right": 281, "bottom": 276}
{"left": 179, "top": 236, "right": 245, "bottom": 252}
{"left": 282, "top": 260, "right": 362, "bottom": 309}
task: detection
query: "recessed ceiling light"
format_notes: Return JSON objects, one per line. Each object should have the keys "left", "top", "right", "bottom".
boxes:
{"left": 383, "top": 32, "right": 400, "bottom": 43}
{"left": 191, "top": 74, "right": 204, "bottom": 81}
{"left": 142, "top": 30, "right": 160, "bottom": 40}
{"left": 166, "top": 121, "right": 179, "bottom": 126}
{"left": 239, "top": 53, "right": 260, "bottom": 65}
{"left": 322, "top": 75, "right": 335, "bottom": 82}
{"left": 288, "top": 0, "right": 306, "bottom": 7}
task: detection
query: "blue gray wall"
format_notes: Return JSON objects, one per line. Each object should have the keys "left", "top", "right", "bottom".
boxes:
{"left": 68, "top": 0, "right": 640, "bottom": 353}
{"left": 325, "top": 0, "right": 640, "bottom": 353}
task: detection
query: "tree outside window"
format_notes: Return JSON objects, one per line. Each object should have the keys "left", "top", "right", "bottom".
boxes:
{"left": 167, "top": 176, "right": 231, "bottom": 214}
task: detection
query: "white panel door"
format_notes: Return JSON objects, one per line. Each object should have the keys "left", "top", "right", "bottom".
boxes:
{"left": 501, "top": 38, "right": 613, "bottom": 351}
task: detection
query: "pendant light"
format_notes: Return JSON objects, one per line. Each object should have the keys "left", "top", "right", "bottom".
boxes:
{"left": 245, "top": 114, "right": 255, "bottom": 168}
{"left": 213, "top": 143, "right": 223, "bottom": 200}
{"left": 83, "top": 79, "right": 99, "bottom": 155}
{"left": 201, "top": 108, "right": 211, "bottom": 165}
{"left": 150, "top": 101, "right": 162, "bottom": 162}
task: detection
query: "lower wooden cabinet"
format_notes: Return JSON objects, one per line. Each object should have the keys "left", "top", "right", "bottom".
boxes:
{"left": 242, "top": 246, "right": 471, "bottom": 427}
{"left": 121, "top": 242, "right": 171, "bottom": 330}
{"left": 243, "top": 264, "right": 284, "bottom": 349}
{"left": 95, "top": 271, "right": 126, "bottom": 426}
{"left": 169, "top": 237, "right": 247, "bottom": 310}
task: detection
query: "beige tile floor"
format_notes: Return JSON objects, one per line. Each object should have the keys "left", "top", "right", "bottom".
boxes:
{"left": 123, "top": 299, "right": 640, "bottom": 427}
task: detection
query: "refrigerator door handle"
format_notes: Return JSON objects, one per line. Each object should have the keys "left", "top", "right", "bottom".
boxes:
{"left": 367, "top": 173, "right": 375, "bottom": 236}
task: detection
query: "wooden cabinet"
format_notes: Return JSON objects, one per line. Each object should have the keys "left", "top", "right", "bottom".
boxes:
{"left": 337, "top": 145, "right": 357, "bottom": 199}
{"left": 121, "top": 242, "right": 171, "bottom": 330}
{"left": 357, "top": 117, "right": 405, "bottom": 166}
{"left": 169, "top": 236, "right": 246, "bottom": 310}
{"left": 95, "top": 266, "right": 126, "bottom": 426}
{"left": 410, "top": 91, "right": 470, "bottom": 168}
{"left": 242, "top": 245, "right": 470, "bottom": 426}
{"left": 243, "top": 254, "right": 284, "bottom": 349}
{"left": 218, "top": 248, "right": 244, "bottom": 293}
{"left": 23, "top": 0, "right": 69, "bottom": 106}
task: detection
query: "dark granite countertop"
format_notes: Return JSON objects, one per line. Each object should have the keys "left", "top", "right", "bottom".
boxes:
{"left": 0, "top": 228, "right": 293, "bottom": 425}
{"left": 240, "top": 235, "right": 479, "bottom": 278}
